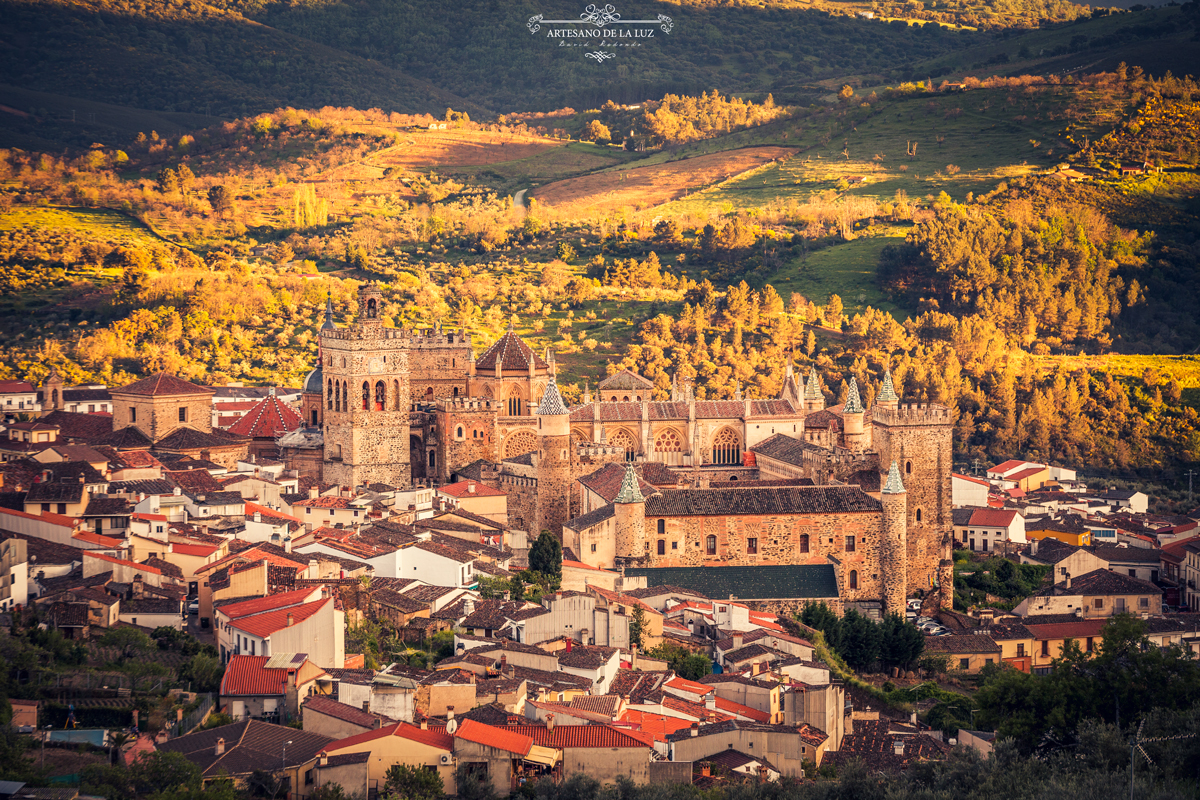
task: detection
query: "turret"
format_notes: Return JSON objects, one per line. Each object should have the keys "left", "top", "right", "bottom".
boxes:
{"left": 880, "top": 460, "right": 908, "bottom": 616}
{"left": 535, "top": 375, "right": 572, "bottom": 536}
{"left": 42, "top": 367, "right": 64, "bottom": 414}
{"left": 358, "top": 283, "right": 382, "bottom": 326}
{"left": 613, "top": 464, "right": 647, "bottom": 561}
{"left": 779, "top": 359, "right": 802, "bottom": 408}
{"left": 803, "top": 368, "right": 824, "bottom": 413}
{"left": 842, "top": 377, "right": 866, "bottom": 451}
{"left": 876, "top": 369, "right": 899, "bottom": 411}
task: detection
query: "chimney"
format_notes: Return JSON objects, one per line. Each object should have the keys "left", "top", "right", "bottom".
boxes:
{"left": 893, "top": 739, "right": 905, "bottom": 756}
{"left": 215, "top": 737, "right": 225, "bottom": 756}
{"left": 420, "top": 719, "right": 428, "bottom": 730}
{"left": 254, "top": 511, "right": 262, "bottom": 523}
{"left": 500, "top": 654, "right": 507, "bottom": 672}
{"left": 701, "top": 763, "right": 710, "bottom": 777}
{"left": 546, "top": 714, "right": 556, "bottom": 732}
{"left": 732, "top": 633, "right": 743, "bottom": 649}
{"left": 1030, "top": 539, "right": 1039, "bottom": 556}
{"left": 286, "top": 613, "right": 295, "bottom": 627}
{"left": 704, "top": 693, "right": 715, "bottom": 710}
{"left": 319, "top": 751, "right": 328, "bottom": 767}
{"left": 464, "top": 598, "right": 475, "bottom": 616}
{"left": 362, "top": 700, "right": 370, "bottom": 714}
{"left": 690, "top": 723, "right": 698, "bottom": 737}
{"left": 468, "top": 483, "right": 476, "bottom": 494}
{"left": 447, "top": 707, "right": 455, "bottom": 721}
{"left": 309, "top": 487, "right": 319, "bottom": 500}
{"left": 1064, "top": 573, "right": 1072, "bottom": 590}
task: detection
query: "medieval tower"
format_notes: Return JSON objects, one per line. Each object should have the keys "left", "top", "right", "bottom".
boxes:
{"left": 534, "top": 375, "right": 572, "bottom": 536}
{"left": 870, "top": 373, "right": 953, "bottom": 605}
{"left": 613, "top": 463, "right": 647, "bottom": 563}
{"left": 880, "top": 461, "right": 908, "bottom": 616}
{"left": 321, "top": 284, "right": 413, "bottom": 489}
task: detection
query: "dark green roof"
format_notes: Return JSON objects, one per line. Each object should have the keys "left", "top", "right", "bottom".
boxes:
{"left": 624, "top": 565, "right": 839, "bottom": 600}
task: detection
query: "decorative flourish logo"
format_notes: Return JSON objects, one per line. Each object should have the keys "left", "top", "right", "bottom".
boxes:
{"left": 527, "top": 3, "right": 674, "bottom": 61}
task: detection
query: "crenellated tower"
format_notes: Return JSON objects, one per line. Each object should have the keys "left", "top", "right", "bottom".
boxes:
{"left": 320, "top": 284, "right": 412, "bottom": 489}
{"left": 534, "top": 375, "right": 572, "bottom": 537}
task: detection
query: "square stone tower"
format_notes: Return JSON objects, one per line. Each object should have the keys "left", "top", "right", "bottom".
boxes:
{"left": 320, "top": 285, "right": 412, "bottom": 489}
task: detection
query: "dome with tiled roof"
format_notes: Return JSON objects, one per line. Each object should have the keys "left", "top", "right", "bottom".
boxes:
{"left": 474, "top": 328, "right": 548, "bottom": 372}
{"left": 227, "top": 394, "right": 303, "bottom": 438}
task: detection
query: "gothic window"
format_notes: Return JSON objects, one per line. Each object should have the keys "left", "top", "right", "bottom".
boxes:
{"left": 507, "top": 385, "right": 523, "bottom": 417}
{"left": 341, "top": 382, "right": 347, "bottom": 412}
{"left": 706, "top": 535, "right": 717, "bottom": 555}
{"left": 394, "top": 381, "right": 402, "bottom": 410}
{"left": 374, "top": 381, "right": 385, "bottom": 411}
{"left": 712, "top": 428, "right": 742, "bottom": 466}
{"left": 622, "top": 396, "right": 630, "bottom": 402}
{"left": 654, "top": 429, "right": 683, "bottom": 453}
{"left": 328, "top": 380, "right": 334, "bottom": 410}
{"left": 609, "top": 429, "right": 637, "bottom": 462}
{"left": 503, "top": 430, "right": 537, "bottom": 459}
{"left": 849, "top": 570, "right": 858, "bottom": 590}
{"left": 456, "top": 426, "right": 464, "bottom": 440}
{"left": 916, "top": 508, "right": 923, "bottom": 522}
{"left": 906, "top": 461, "right": 913, "bottom": 474}
{"left": 362, "top": 382, "right": 370, "bottom": 411}
{"left": 799, "top": 534, "right": 810, "bottom": 553}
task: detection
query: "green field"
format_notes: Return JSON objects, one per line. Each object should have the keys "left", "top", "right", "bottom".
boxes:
{"left": 765, "top": 233, "right": 911, "bottom": 319}
{"left": 0, "top": 206, "right": 165, "bottom": 247}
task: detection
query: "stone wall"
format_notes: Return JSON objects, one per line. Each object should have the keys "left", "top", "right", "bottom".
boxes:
{"left": 496, "top": 474, "right": 536, "bottom": 533}
{"left": 535, "top": 429, "right": 572, "bottom": 538}
{"left": 435, "top": 398, "right": 500, "bottom": 482}
{"left": 111, "top": 391, "right": 214, "bottom": 443}
{"left": 408, "top": 329, "right": 472, "bottom": 402}
{"left": 645, "top": 510, "right": 886, "bottom": 604}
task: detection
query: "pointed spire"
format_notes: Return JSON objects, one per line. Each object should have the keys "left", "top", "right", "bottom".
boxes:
{"left": 883, "top": 460, "right": 906, "bottom": 494}
{"left": 321, "top": 291, "right": 336, "bottom": 331}
{"left": 844, "top": 376, "right": 864, "bottom": 414}
{"left": 507, "top": 317, "right": 515, "bottom": 332}
{"left": 537, "top": 374, "right": 569, "bottom": 416}
{"left": 804, "top": 368, "right": 822, "bottom": 400}
{"left": 734, "top": 382, "right": 743, "bottom": 401}
{"left": 614, "top": 463, "right": 645, "bottom": 504}
{"left": 878, "top": 369, "right": 899, "bottom": 404}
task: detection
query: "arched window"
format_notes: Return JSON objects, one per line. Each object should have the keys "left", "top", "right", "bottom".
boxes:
{"left": 394, "top": 380, "right": 401, "bottom": 410}
{"left": 362, "top": 382, "right": 370, "bottom": 411}
{"left": 375, "top": 381, "right": 386, "bottom": 411}
{"left": 712, "top": 428, "right": 742, "bottom": 466}
{"left": 906, "top": 461, "right": 913, "bottom": 474}
{"left": 327, "top": 380, "right": 334, "bottom": 410}
{"left": 342, "top": 357, "right": 346, "bottom": 368}
{"left": 456, "top": 426, "right": 464, "bottom": 440}
{"left": 916, "top": 508, "right": 923, "bottom": 522}
{"left": 657, "top": 519, "right": 665, "bottom": 535}
{"left": 609, "top": 429, "right": 637, "bottom": 462}
{"left": 654, "top": 429, "right": 683, "bottom": 453}
{"left": 657, "top": 540, "right": 665, "bottom": 555}
{"left": 622, "top": 396, "right": 630, "bottom": 402}
{"left": 424, "top": 386, "right": 435, "bottom": 401}
{"left": 799, "top": 534, "right": 810, "bottom": 553}
{"left": 507, "top": 385, "right": 523, "bottom": 417}
{"left": 453, "top": 387, "right": 460, "bottom": 397}
{"left": 51, "top": 389, "right": 58, "bottom": 407}
{"left": 706, "top": 535, "right": 717, "bottom": 555}
{"left": 428, "top": 451, "right": 436, "bottom": 468}
{"left": 366, "top": 298, "right": 378, "bottom": 319}
{"left": 849, "top": 570, "right": 858, "bottom": 590}
{"left": 341, "top": 382, "right": 347, "bottom": 412}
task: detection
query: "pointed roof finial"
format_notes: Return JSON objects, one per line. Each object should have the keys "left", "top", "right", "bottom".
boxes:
{"left": 507, "top": 317, "right": 515, "bottom": 332}
{"left": 734, "top": 381, "right": 742, "bottom": 401}
{"left": 537, "top": 374, "right": 569, "bottom": 416}
{"left": 321, "top": 291, "right": 336, "bottom": 331}
{"left": 883, "top": 460, "right": 906, "bottom": 494}
{"left": 804, "top": 368, "right": 822, "bottom": 399}
{"left": 878, "top": 369, "right": 898, "bottom": 403}
{"left": 614, "top": 463, "right": 645, "bottom": 504}
{"left": 844, "top": 377, "right": 864, "bottom": 414}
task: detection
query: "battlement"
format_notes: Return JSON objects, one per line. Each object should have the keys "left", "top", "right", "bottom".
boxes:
{"left": 408, "top": 330, "right": 473, "bottom": 349}
{"left": 871, "top": 402, "right": 953, "bottom": 426}
{"left": 437, "top": 396, "right": 499, "bottom": 413}
{"left": 322, "top": 327, "right": 408, "bottom": 342}
{"left": 578, "top": 444, "right": 624, "bottom": 457}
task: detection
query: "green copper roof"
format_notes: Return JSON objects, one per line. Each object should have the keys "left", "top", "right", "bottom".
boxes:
{"left": 804, "top": 368, "right": 822, "bottom": 399}
{"left": 614, "top": 463, "right": 645, "bottom": 504}
{"left": 882, "top": 460, "right": 906, "bottom": 494}
{"left": 844, "top": 376, "right": 864, "bottom": 414}
{"left": 878, "top": 369, "right": 898, "bottom": 403}
{"left": 625, "top": 564, "right": 839, "bottom": 600}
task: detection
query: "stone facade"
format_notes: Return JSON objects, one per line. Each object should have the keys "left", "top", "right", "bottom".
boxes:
{"left": 110, "top": 388, "right": 214, "bottom": 443}
{"left": 320, "top": 286, "right": 412, "bottom": 489}
{"left": 409, "top": 325, "right": 474, "bottom": 402}
{"left": 435, "top": 398, "right": 500, "bottom": 483}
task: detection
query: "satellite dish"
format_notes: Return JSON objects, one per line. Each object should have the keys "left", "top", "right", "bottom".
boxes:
{"left": 446, "top": 718, "right": 458, "bottom": 734}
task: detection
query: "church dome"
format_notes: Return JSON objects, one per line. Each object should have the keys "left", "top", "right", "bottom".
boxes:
{"left": 303, "top": 367, "right": 323, "bottom": 394}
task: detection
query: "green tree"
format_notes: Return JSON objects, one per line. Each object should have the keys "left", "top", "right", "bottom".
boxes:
{"left": 583, "top": 120, "right": 612, "bottom": 145}
{"left": 528, "top": 531, "right": 562, "bottom": 584}
{"left": 179, "top": 653, "right": 223, "bottom": 693}
{"left": 629, "top": 604, "right": 648, "bottom": 650}
{"left": 384, "top": 763, "right": 443, "bottom": 800}
{"left": 207, "top": 185, "right": 233, "bottom": 217}
{"left": 128, "top": 751, "right": 202, "bottom": 795}
{"left": 156, "top": 167, "right": 179, "bottom": 196}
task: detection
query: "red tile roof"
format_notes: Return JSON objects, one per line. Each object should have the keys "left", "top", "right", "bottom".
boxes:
{"left": 327, "top": 721, "right": 453, "bottom": 752}
{"left": 506, "top": 724, "right": 654, "bottom": 749}
{"left": 73, "top": 530, "right": 127, "bottom": 548}
{"left": 84, "top": 551, "right": 162, "bottom": 574}
{"left": 473, "top": 331, "right": 548, "bottom": 372}
{"left": 228, "top": 396, "right": 303, "bottom": 438}
{"left": 0, "top": 505, "right": 76, "bottom": 530}
{"left": 617, "top": 710, "right": 695, "bottom": 742}
{"left": 438, "top": 480, "right": 505, "bottom": 498}
{"left": 713, "top": 696, "right": 770, "bottom": 723}
{"left": 1007, "top": 467, "right": 1047, "bottom": 482}
{"left": 219, "top": 588, "right": 320, "bottom": 619}
{"left": 114, "top": 373, "right": 213, "bottom": 397}
{"left": 171, "top": 542, "right": 220, "bottom": 557}
{"left": 246, "top": 502, "right": 301, "bottom": 523}
{"left": 665, "top": 677, "right": 713, "bottom": 696}
{"left": 1025, "top": 619, "right": 1108, "bottom": 640}
{"left": 230, "top": 598, "right": 331, "bottom": 638}
{"left": 968, "top": 508, "right": 1019, "bottom": 527}
{"left": 991, "top": 460, "right": 1033, "bottom": 474}
{"left": 453, "top": 719, "right": 534, "bottom": 755}
{"left": 198, "top": 547, "right": 307, "bottom": 576}
{"left": 953, "top": 473, "right": 991, "bottom": 487}
{"left": 220, "top": 655, "right": 325, "bottom": 696}
{"left": 293, "top": 496, "right": 353, "bottom": 509}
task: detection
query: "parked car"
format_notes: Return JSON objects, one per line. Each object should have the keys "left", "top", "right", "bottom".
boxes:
{"left": 188, "top": 599, "right": 200, "bottom": 615}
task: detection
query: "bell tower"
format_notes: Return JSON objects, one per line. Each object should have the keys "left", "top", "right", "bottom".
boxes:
{"left": 321, "top": 284, "right": 412, "bottom": 489}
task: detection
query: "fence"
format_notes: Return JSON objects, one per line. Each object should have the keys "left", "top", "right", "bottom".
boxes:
{"left": 166, "top": 693, "right": 214, "bottom": 739}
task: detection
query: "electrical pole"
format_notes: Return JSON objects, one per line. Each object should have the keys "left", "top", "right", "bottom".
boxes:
{"left": 1186, "top": 470, "right": 1197, "bottom": 503}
